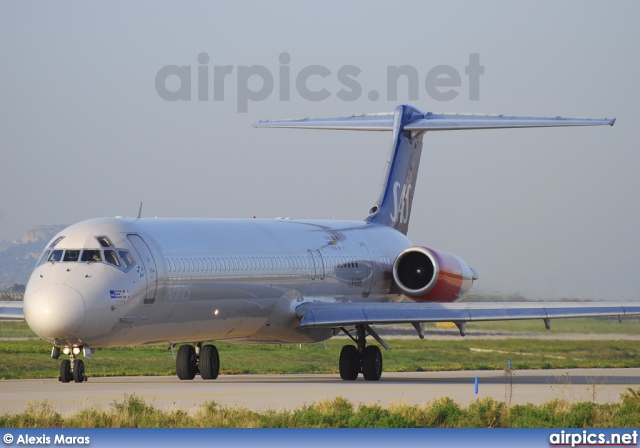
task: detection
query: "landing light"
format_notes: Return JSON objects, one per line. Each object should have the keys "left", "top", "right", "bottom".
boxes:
{"left": 62, "top": 347, "right": 70, "bottom": 355}
{"left": 214, "top": 309, "right": 219, "bottom": 316}
{"left": 72, "top": 346, "right": 82, "bottom": 355}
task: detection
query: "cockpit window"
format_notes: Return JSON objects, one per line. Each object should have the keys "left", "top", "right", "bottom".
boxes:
{"left": 63, "top": 250, "right": 80, "bottom": 262}
{"left": 48, "top": 250, "right": 63, "bottom": 262}
{"left": 97, "top": 236, "right": 113, "bottom": 248}
{"left": 37, "top": 250, "right": 51, "bottom": 267}
{"left": 81, "top": 250, "right": 102, "bottom": 262}
{"left": 39, "top": 246, "right": 136, "bottom": 272}
{"left": 119, "top": 250, "right": 135, "bottom": 269}
{"left": 49, "top": 237, "right": 64, "bottom": 248}
{"left": 104, "top": 250, "right": 120, "bottom": 267}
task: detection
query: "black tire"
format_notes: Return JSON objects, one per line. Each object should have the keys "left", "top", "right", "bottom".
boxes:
{"left": 176, "top": 345, "right": 197, "bottom": 380}
{"left": 60, "top": 360, "right": 72, "bottom": 383}
{"left": 73, "top": 359, "right": 85, "bottom": 383}
{"left": 200, "top": 345, "right": 220, "bottom": 380}
{"left": 362, "top": 345, "right": 382, "bottom": 381}
{"left": 339, "top": 345, "right": 359, "bottom": 380}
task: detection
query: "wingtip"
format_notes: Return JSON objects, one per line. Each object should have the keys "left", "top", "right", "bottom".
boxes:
{"left": 610, "top": 118, "right": 616, "bottom": 126}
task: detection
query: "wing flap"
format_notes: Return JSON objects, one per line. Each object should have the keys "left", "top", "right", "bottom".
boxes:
{"left": 0, "top": 301, "right": 25, "bottom": 322}
{"left": 296, "top": 302, "right": 640, "bottom": 329}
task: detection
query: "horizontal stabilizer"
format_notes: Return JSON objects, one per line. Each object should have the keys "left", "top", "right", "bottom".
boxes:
{"left": 255, "top": 105, "right": 615, "bottom": 236}
{"left": 0, "top": 301, "right": 25, "bottom": 321}
{"left": 253, "top": 111, "right": 615, "bottom": 132}
{"left": 296, "top": 301, "right": 639, "bottom": 329}
{"left": 253, "top": 112, "right": 395, "bottom": 131}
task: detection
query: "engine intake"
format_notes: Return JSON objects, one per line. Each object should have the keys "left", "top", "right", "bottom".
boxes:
{"left": 392, "top": 246, "right": 476, "bottom": 302}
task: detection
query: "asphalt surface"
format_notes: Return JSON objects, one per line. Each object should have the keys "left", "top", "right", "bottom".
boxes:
{"left": 1, "top": 369, "right": 639, "bottom": 415}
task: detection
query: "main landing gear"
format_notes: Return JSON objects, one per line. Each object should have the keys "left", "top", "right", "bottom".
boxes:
{"left": 53, "top": 345, "right": 88, "bottom": 383}
{"left": 339, "top": 325, "right": 387, "bottom": 381}
{"left": 176, "top": 342, "right": 220, "bottom": 380}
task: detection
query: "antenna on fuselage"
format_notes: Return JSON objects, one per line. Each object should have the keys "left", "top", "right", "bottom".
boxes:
{"left": 137, "top": 201, "right": 143, "bottom": 219}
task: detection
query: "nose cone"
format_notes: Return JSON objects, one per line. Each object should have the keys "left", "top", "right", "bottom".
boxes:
{"left": 24, "top": 284, "right": 86, "bottom": 341}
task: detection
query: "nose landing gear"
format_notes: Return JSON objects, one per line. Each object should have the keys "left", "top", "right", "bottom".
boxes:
{"left": 54, "top": 345, "right": 88, "bottom": 383}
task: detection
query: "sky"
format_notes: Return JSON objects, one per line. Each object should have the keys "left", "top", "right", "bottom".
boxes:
{"left": 1, "top": 1, "right": 638, "bottom": 300}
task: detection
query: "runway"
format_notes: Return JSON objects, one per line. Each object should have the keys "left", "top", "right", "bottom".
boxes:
{"left": 1, "top": 369, "right": 639, "bottom": 416}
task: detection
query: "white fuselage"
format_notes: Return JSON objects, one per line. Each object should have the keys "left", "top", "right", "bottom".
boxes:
{"left": 24, "top": 217, "right": 412, "bottom": 349}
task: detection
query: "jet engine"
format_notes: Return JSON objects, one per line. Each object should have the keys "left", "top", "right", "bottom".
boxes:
{"left": 392, "top": 246, "right": 477, "bottom": 302}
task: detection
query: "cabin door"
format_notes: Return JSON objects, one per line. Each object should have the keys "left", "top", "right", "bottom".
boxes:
{"left": 128, "top": 234, "right": 158, "bottom": 304}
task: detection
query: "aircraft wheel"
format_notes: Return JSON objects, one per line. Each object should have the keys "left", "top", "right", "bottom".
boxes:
{"left": 59, "top": 360, "right": 72, "bottom": 383}
{"left": 200, "top": 345, "right": 220, "bottom": 380}
{"left": 362, "top": 345, "right": 382, "bottom": 381}
{"left": 73, "top": 359, "right": 86, "bottom": 383}
{"left": 339, "top": 345, "right": 359, "bottom": 380}
{"left": 176, "top": 345, "right": 197, "bottom": 380}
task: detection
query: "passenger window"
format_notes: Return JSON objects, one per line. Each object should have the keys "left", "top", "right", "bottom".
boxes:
{"left": 97, "top": 236, "right": 114, "bottom": 248}
{"left": 63, "top": 250, "right": 80, "bottom": 262}
{"left": 49, "top": 250, "right": 63, "bottom": 262}
{"left": 119, "top": 251, "right": 135, "bottom": 269}
{"left": 104, "top": 250, "right": 120, "bottom": 266}
{"left": 81, "top": 250, "right": 102, "bottom": 262}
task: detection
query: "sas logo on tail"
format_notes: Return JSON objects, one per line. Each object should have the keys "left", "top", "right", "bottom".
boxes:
{"left": 390, "top": 181, "right": 412, "bottom": 225}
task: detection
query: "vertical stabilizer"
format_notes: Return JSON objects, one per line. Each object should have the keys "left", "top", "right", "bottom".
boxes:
{"left": 254, "top": 105, "right": 615, "bottom": 236}
{"left": 365, "top": 105, "right": 426, "bottom": 235}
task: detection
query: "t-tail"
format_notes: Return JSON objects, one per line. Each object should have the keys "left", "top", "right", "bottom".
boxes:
{"left": 254, "top": 105, "right": 615, "bottom": 235}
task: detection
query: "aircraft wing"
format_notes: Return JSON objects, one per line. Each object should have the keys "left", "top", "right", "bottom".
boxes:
{"left": 0, "top": 301, "right": 25, "bottom": 321}
{"left": 253, "top": 112, "right": 615, "bottom": 132}
{"left": 295, "top": 301, "right": 640, "bottom": 330}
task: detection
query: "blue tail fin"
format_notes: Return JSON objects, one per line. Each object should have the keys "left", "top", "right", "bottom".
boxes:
{"left": 364, "top": 105, "right": 426, "bottom": 235}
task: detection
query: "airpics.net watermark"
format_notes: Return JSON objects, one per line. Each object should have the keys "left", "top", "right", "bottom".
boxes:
{"left": 155, "top": 53, "right": 484, "bottom": 112}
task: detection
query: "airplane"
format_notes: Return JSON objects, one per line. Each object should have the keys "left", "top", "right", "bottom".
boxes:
{"left": 1, "top": 104, "right": 639, "bottom": 384}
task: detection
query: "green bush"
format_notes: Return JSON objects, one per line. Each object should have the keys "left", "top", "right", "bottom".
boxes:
{"left": 4, "top": 389, "right": 640, "bottom": 428}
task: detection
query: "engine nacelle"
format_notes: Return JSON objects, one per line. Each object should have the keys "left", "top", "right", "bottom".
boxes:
{"left": 392, "top": 246, "right": 477, "bottom": 302}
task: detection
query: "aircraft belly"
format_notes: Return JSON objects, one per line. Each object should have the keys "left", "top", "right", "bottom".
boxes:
{"left": 85, "top": 298, "right": 277, "bottom": 347}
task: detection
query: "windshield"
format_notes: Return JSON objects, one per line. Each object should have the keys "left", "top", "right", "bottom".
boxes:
{"left": 37, "top": 236, "right": 137, "bottom": 272}
{"left": 81, "top": 250, "right": 102, "bottom": 262}
{"left": 48, "top": 250, "right": 63, "bottom": 262}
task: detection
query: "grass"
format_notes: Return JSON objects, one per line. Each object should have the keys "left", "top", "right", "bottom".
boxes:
{"left": 3, "top": 389, "right": 640, "bottom": 427}
{"left": 2, "top": 316, "right": 639, "bottom": 340}
{"left": 464, "top": 316, "right": 640, "bottom": 335}
{"left": 1, "top": 318, "right": 639, "bottom": 379}
{"left": 0, "top": 321, "right": 38, "bottom": 338}
{"left": 1, "top": 336, "right": 640, "bottom": 380}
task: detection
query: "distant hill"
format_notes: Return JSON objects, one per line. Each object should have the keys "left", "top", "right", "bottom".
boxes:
{"left": 0, "top": 225, "right": 66, "bottom": 286}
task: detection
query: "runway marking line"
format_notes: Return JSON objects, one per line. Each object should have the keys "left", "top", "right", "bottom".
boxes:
{"left": 469, "top": 347, "right": 585, "bottom": 360}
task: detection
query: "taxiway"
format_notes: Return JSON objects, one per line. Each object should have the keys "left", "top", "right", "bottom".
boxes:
{"left": 1, "top": 369, "right": 639, "bottom": 416}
